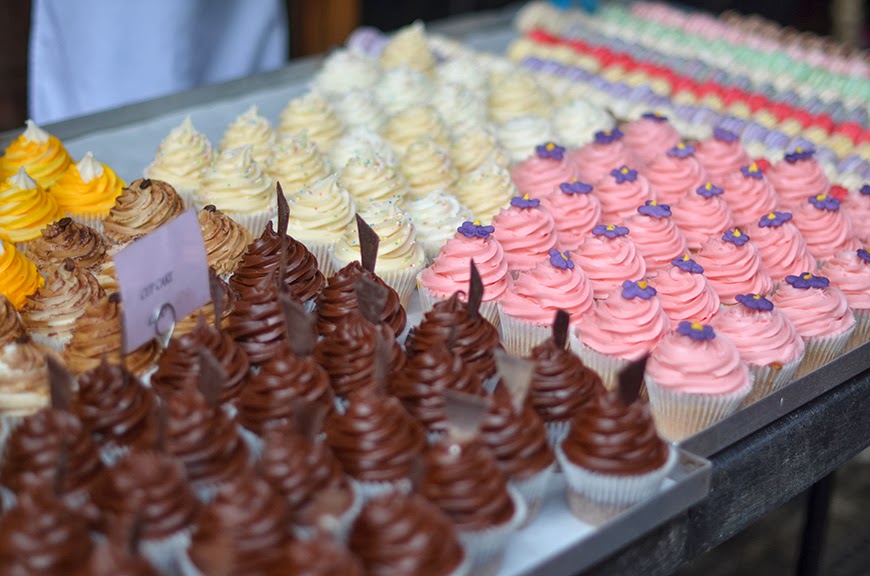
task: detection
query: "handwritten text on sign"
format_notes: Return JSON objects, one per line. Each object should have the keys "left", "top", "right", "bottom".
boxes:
{"left": 114, "top": 209, "right": 210, "bottom": 353}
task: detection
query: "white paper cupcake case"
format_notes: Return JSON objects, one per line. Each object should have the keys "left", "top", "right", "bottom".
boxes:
{"left": 139, "top": 529, "right": 191, "bottom": 576}
{"left": 291, "top": 480, "right": 364, "bottom": 543}
{"left": 645, "top": 376, "right": 752, "bottom": 442}
{"left": 742, "top": 354, "right": 802, "bottom": 407}
{"left": 497, "top": 307, "right": 551, "bottom": 357}
{"left": 67, "top": 212, "right": 108, "bottom": 233}
{"left": 176, "top": 549, "right": 204, "bottom": 576}
{"left": 545, "top": 420, "right": 571, "bottom": 449}
{"left": 846, "top": 309, "right": 869, "bottom": 352}
{"left": 795, "top": 325, "right": 855, "bottom": 379}
{"left": 458, "top": 485, "right": 527, "bottom": 576}
{"left": 377, "top": 264, "right": 425, "bottom": 309}
{"left": 238, "top": 426, "right": 264, "bottom": 460}
{"left": 510, "top": 462, "right": 555, "bottom": 526}
{"left": 569, "top": 335, "right": 630, "bottom": 391}
{"left": 224, "top": 206, "right": 276, "bottom": 238}
{"left": 355, "top": 477, "right": 413, "bottom": 502}
{"left": 299, "top": 239, "right": 337, "bottom": 277}
{"left": 416, "top": 279, "right": 501, "bottom": 329}
{"left": 173, "top": 186, "right": 197, "bottom": 210}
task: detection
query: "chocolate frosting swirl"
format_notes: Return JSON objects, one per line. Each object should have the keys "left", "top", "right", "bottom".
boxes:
{"left": 22, "top": 262, "right": 106, "bottom": 341}
{"left": 102, "top": 178, "right": 185, "bottom": 245}
{"left": 420, "top": 438, "right": 515, "bottom": 530}
{"left": 0, "top": 488, "right": 93, "bottom": 576}
{"left": 74, "top": 361, "right": 157, "bottom": 451}
{"left": 529, "top": 338, "right": 604, "bottom": 423}
{"left": 95, "top": 450, "right": 199, "bottom": 540}
{"left": 152, "top": 316, "right": 249, "bottom": 406}
{"left": 164, "top": 386, "right": 250, "bottom": 491}
{"left": 225, "top": 281, "right": 288, "bottom": 365}
{"left": 316, "top": 261, "right": 406, "bottom": 337}
{"left": 287, "top": 536, "right": 365, "bottom": 576}
{"left": 325, "top": 394, "right": 425, "bottom": 483}
{"left": 188, "top": 472, "right": 290, "bottom": 576}
{"left": 198, "top": 205, "right": 253, "bottom": 275}
{"left": 27, "top": 217, "right": 109, "bottom": 272}
{"left": 90, "top": 539, "right": 159, "bottom": 576}
{"left": 406, "top": 293, "right": 501, "bottom": 379}
{"left": 391, "top": 342, "right": 483, "bottom": 434}
{"left": 0, "top": 294, "right": 25, "bottom": 347}
{"left": 229, "top": 221, "right": 324, "bottom": 303}
{"left": 561, "top": 390, "right": 669, "bottom": 475}
{"left": 237, "top": 342, "right": 332, "bottom": 435}
{"left": 348, "top": 492, "right": 465, "bottom": 576}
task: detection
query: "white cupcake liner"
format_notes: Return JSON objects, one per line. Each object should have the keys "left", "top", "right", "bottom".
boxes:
{"left": 355, "top": 477, "right": 413, "bottom": 502}
{"left": 27, "top": 331, "right": 70, "bottom": 354}
{"left": 569, "top": 335, "right": 629, "bottom": 391}
{"left": 140, "top": 529, "right": 191, "bottom": 576}
{"left": 497, "top": 307, "right": 551, "bottom": 357}
{"left": 416, "top": 280, "right": 501, "bottom": 328}
{"left": 173, "top": 186, "right": 198, "bottom": 210}
{"left": 645, "top": 375, "right": 752, "bottom": 442}
{"left": 796, "top": 325, "right": 856, "bottom": 379}
{"left": 176, "top": 550, "right": 204, "bottom": 576}
{"left": 556, "top": 445, "right": 677, "bottom": 526}
{"left": 0, "top": 412, "right": 31, "bottom": 465}
{"left": 420, "top": 238, "right": 448, "bottom": 264}
{"left": 742, "top": 354, "right": 803, "bottom": 407}
{"left": 377, "top": 263, "right": 425, "bottom": 309}
{"left": 510, "top": 462, "right": 555, "bottom": 526}
{"left": 297, "top": 238, "right": 337, "bottom": 277}
{"left": 0, "top": 485, "right": 15, "bottom": 511}
{"left": 223, "top": 206, "right": 276, "bottom": 238}
{"left": 67, "top": 211, "right": 109, "bottom": 233}
{"left": 238, "top": 426, "right": 264, "bottom": 460}
{"left": 545, "top": 420, "right": 571, "bottom": 449}
{"left": 427, "top": 430, "right": 447, "bottom": 445}
{"left": 845, "top": 308, "right": 869, "bottom": 353}
{"left": 98, "top": 441, "right": 131, "bottom": 467}
{"left": 292, "top": 480, "right": 364, "bottom": 543}
{"left": 458, "top": 485, "right": 527, "bottom": 576}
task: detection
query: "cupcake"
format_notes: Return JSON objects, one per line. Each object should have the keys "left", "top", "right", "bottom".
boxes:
{"left": 745, "top": 211, "right": 816, "bottom": 283}
{"left": 379, "top": 20, "right": 436, "bottom": 75}
{"left": 0, "top": 167, "right": 63, "bottom": 244}
{"left": 329, "top": 127, "right": 398, "bottom": 170}
{"left": 314, "top": 48, "right": 379, "bottom": 97}
{"left": 595, "top": 165, "right": 656, "bottom": 223}
{"left": 450, "top": 127, "right": 509, "bottom": 176}
{"left": 406, "top": 190, "right": 473, "bottom": 261}
{"left": 572, "top": 280, "right": 670, "bottom": 389}
{"left": 0, "top": 338, "right": 53, "bottom": 449}
{"left": 572, "top": 225, "right": 647, "bottom": 300}
{"left": 437, "top": 54, "right": 487, "bottom": 92}
{"left": 623, "top": 200, "right": 688, "bottom": 273}
{"left": 0, "top": 294, "right": 25, "bottom": 346}
{"left": 278, "top": 91, "right": 343, "bottom": 151}
{"left": 455, "top": 157, "right": 517, "bottom": 223}
{"left": 491, "top": 195, "right": 558, "bottom": 273}
{"left": 693, "top": 228, "right": 773, "bottom": 305}
{"left": 488, "top": 71, "right": 550, "bottom": 123}
{"left": 640, "top": 143, "right": 708, "bottom": 205}
{"left": 172, "top": 275, "right": 236, "bottom": 337}
{"left": 0, "top": 119, "right": 71, "bottom": 188}
{"left": 23, "top": 217, "right": 108, "bottom": 274}
{"left": 102, "top": 178, "right": 185, "bottom": 246}
{"left": 90, "top": 527, "right": 160, "bottom": 576}
{"left": 198, "top": 147, "right": 275, "bottom": 236}
{"left": 621, "top": 112, "right": 681, "bottom": 165}
{"left": 433, "top": 82, "right": 488, "bottom": 134}
{"left": 842, "top": 184, "right": 869, "bottom": 245}
{"left": 694, "top": 128, "right": 752, "bottom": 184}
{"left": 399, "top": 138, "right": 458, "bottom": 200}
{"left": 374, "top": 65, "right": 432, "bottom": 115}
{"left": 654, "top": 256, "right": 721, "bottom": 326}
{"left": 821, "top": 249, "right": 870, "bottom": 351}
{"left": 266, "top": 131, "right": 330, "bottom": 193}
{"left": 646, "top": 322, "right": 753, "bottom": 441}
{"left": 383, "top": 105, "right": 450, "bottom": 155}
{"left": 498, "top": 250, "right": 594, "bottom": 356}
{"left": 792, "top": 194, "right": 859, "bottom": 263}
{"left": 772, "top": 273, "right": 856, "bottom": 377}
{"left": 0, "top": 237, "right": 43, "bottom": 309}
{"left": 671, "top": 183, "right": 736, "bottom": 251}
{"left": 51, "top": 152, "right": 124, "bottom": 231}
{"left": 713, "top": 294, "right": 805, "bottom": 404}
{"left": 510, "top": 142, "right": 579, "bottom": 199}
{"left": 145, "top": 116, "right": 214, "bottom": 207}
{"left": 569, "top": 129, "right": 638, "bottom": 185}
{"left": 766, "top": 146, "right": 831, "bottom": 210}
{"left": 219, "top": 105, "right": 276, "bottom": 166}
{"left": 339, "top": 152, "right": 409, "bottom": 209}
{"left": 225, "top": 280, "right": 289, "bottom": 366}
{"left": 287, "top": 533, "right": 365, "bottom": 575}
{"left": 718, "top": 162, "right": 779, "bottom": 227}
{"left": 496, "top": 115, "right": 555, "bottom": 163}
{"left": 196, "top": 205, "right": 253, "bottom": 276}
{"left": 331, "top": 90, "right": 388, "bottom": 133}
{"left": 539, "top": 179, "right": 601, "bottom": 251}
{"left": 552, "top": 99, "right": 616, "bottom": 148}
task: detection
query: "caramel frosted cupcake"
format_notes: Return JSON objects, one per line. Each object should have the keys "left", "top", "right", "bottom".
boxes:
{"left": 93, "top": 243, "right": 121, "bottom": 294}
{"left": 50, "top": 152, "right": 124, "bottom": 230}
{"left": 145, "top": 116, "right": 215, "bottom": 208}
{"left": 0, "top": 293, "right": 25, "bottom": 346}
{"left": 21, "top": 260, "right": 106, "bottom": 351}
{"left": 197, "top": 205, "right": 253, "bottom": 276}
{"left": 103, "top": 178, "right": 185, "bottom": 246}
{"left": 24, "top": 217, "right": 108, "bottom": 273}
{"left": 199, "top": 146, "right": 276, "bottom": 236}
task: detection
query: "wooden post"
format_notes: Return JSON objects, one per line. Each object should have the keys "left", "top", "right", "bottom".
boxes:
{"left": 289, "top": 0, "right": 361, "bottom": 57}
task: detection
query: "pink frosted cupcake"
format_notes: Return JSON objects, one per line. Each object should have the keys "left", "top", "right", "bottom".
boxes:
{"left": 820, "top": 249, "right": 870, "bottom": 351}
{"left": 539, "top": 180, "right": 601, "bottom": 251}
{"left": 645, "top": 321, "right": 752, "bottom": 441}
{"left": 491, "top": 195, "right": 558, "bottom": 273}
{"left": 595, "top": 165, "right": 656, "bottom": 223}
{"left": 655, "top": 255, "right": 720, "bottom": 327}
{"left": 621, "top": 112, "right": 681, "bottom": 165}
{"left": 573, "top": 224, "right": 647, "bottom": 300}
{"left": 713, "top": 293, "right": 805, "bottom": 404}
{"left": 498, "top": 249, "right": 594, "bottom": 356}
{"left": 792, "top": 193, "right": 859, "bottom": 263}
{"left": 719, "top": 163, "right": 779, "bottom": 228}
{"left": 766, "top": 146, "right": 830, "bottom": 210}
{"left": 694, "top": 128, "right": 751, "bottom": 185}
{"left": 693, "top": 228, "right": 773, "bottom": 304}
{"left": 641, "top": 143, "right": 708, "bottom": 205}
{"left": 623, "top": 200, "right": 688, "bottom": 273}
{"left": 672, "top": 183, "right": 736, "bottom": 251}
{"left": 511, "top": 142, "right": 579, "bottom": 199}
{"left": 841, "top": 184, "right": 869, "bottom": 244}
{"left": 745, "top": 211, "right": 816, "bottom": 283}
{"left": 418, "top": 220, "right": 510, "bottom": 326}
{"left": 571, "top": 279, "right": 670, "bottom": 389}
{"left": 569, "top": 129, "right": 637, "bottom": 185}
{"left": 772, "top": 272, "right": 856, "bottom": 378}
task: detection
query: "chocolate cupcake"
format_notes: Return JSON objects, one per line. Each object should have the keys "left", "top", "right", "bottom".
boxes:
{"left": 225, "top": 278, "right": 288, "bottom": 365}
{"left": 26, "top": 216, "right": 109, "bottom": 273}
{"left": 102, "top": 178, "right": 185, "bottom": 245}
{"left": 90, "top": 538, "right": 159, "bottom": 576}
{"left": 0, "top": 294, "right": 25, "bottom": 347}
{"left": 286, "top": 535, "right": 365, "bottom": 576}
{"left": 198, "top": 205, "right": 253, "bottom": 275}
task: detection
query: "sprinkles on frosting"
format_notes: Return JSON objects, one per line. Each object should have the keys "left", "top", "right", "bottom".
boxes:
{"left": 535, "top": 142, "right": 566, "bottom": 161}
{"left": 808, "top": 194, "right": 840, "bottom": 211}
{"left": 666, "top": 143, "right": 695, "bottom": 158}
{"left": 722, "top": 228, "right": 750, "bottom": 246}
{"left": 696, "top": 182, "right": 724, "bottom": 198}
{"left": 784, "top": 145, "right": 815, "bottom": 163}
{"left": 510, "top": 194, "right": 541, "bottom": 209}
{"left": 560, "top": 179, "right": 593, "bottom": 195}
{"left": 637, "top": 200, "right": 671, "bottom": 219}
{"left": 672, "top": 254, "right": 704, "bottom": 274}
{"left": 676, "top": 321, "right": 716, "bottom": 341}
{"left": 713, "top": 127, "right": 739, "bottom": 143}
{"left": 549, "top": 248, "right": 575, "bottom": 270}
{"left": 740, "top": 163, "right": 764, "bottom": 179}
{"left": 594, "top": 129, "right": 623, "bottom": 144}
{"left": 785, "top": 273, "right": 830, "bottom": 289}
{"left": 735, "top": 293, "right": 774, "bottom": 311}
{"left": 758, "top": 211, "right": 793, "bottom": 228}
{"left": 621, "top": 279, "right": 656, "bottom": 300}
{"left": 457, "top": 220, "right": 494, "bottom": 238}
{"left": 592, "top": 224, "right": 629, "bottom": 239}
{"left": 610, "top": 165, "right": 638, "bottom": 184}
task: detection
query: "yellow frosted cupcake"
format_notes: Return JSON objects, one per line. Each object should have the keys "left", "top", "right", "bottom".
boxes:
{"left": 199, "top": 146, "right": 276, "bottom": 236}
{"left": 0, "top": 168, "right": 63, "bottom": 246}
{"left": 145, "top": 116, "right": 215, "bottom": 207}
{"left": 0, "top": 120, "right": 71, "bottom": 188}
{"left": 0, "top": 239, "right": 43, "bottom": 309}
{"left": 220, "top": 105, "right": 276, "bottom": 166}
{"left": 50, "top": 152, "right": 124, "bottom": 230}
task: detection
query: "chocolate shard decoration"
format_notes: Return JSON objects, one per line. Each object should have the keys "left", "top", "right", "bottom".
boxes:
{"left": 443, "top": 389, "right": 489, "bottom": 444}
{"left": 198, "top": 348, "right": 226, "bottom": 409}
{"left": 467, "top": 260, "right": 483, "bottom": 319}
{"left": 291, "top": 397, "right": 328, "bottom": 441}
{"left": 276, "top": 181, "right": 290, "bottom": 239}
{"left": 494, "top": 349, "right": 534, "bottom": 413}
{"left": 356, "top": 214, "right": 380, "bottom": 273}
{"left": 47, "top": 355, "right": 73, "bottom": 412}
{"left": 53, "top": 441, "right": 69, "bottom": 496}
{"left": 552, "top": 309, "right": 570, "bottom": 350}
{"left": 355, "top": 276, "right": 388, "bottom": 325}
{"left": 209, "top": 269, "right": 225, "bottom": 330}
{"left": 445, "top": 324, "right": 459, "bottom": 351}
{"left": 280, "top": 292, "right": 316, "bottom": 356}
{"left": 617, "top": 355, "right": 648, "bottom": 406}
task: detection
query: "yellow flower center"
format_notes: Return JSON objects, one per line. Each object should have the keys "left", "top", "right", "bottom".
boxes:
{"left": 705, "top": 183, "right": 713, "bottom": 190}
{"left": 733, "top": 228, "right": 742, "bottom": 237}
{"left": 815, "top": 194, "right": 827, "bottom": 201}
{"left": 473, "top": 219, "right": 481, "bottom": 226}
{"left": 796, "top": 146, "right": 803, "bottom": 154}
{"left": 545, "top": 143, "right": 555, "bottom": 151}
{"left": 561, "top": 252, "right": 569, "bottom": 261}
{"left": 621, "top": 167, "right": 629, "bottom": 174}
{"left": 802, "top": 273, "right": 813, "bottom": 279}
{"left": 690, "top": 322, "right": 704, "bottom": 331}
{"left": 767, "top": 212, "right": 777, "bottom": 220}
{"left": 749, "top": 163, "right": 759, "bottom": 172}
{"left": 682, "top": 254, "right": 691, "bottom": 261}
{"left": 637, "top": 281, "right": 648, "bottom": 289}
{"left": 677, "top": 143, "right": 685, "bottom": 149}
{"left": 753, "top": 294, "right": 761, "bottom": 300}
{"left": 605, "top": 224, "right": 616, "bottom": 231}
{"left": 649, "top": 200, "right": 658, "bottom": 206}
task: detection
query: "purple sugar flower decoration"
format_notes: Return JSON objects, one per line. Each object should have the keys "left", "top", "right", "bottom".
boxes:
{"left": 857, "top": 248, "right": 869, "bottom": 263}
{"left": 722, "top": 228, "right": 750, "bottom": 246}
{"left": 610, "top": 165, "right": 638, "bottom": 184}
{"left": 676, "top": 321, "right": 716, "bottom": 341}
{"left": 642, "top": 112, "right": 668, "bottom": 122}
{"left": 594, "top": 129, "right": 623, "bottom": 145}
{"left": 713, "top": 127, "right": 739, "bottom": 143}
{"left": 621, "top": 279, "right": 656, "bottom": 300}
{"left": 592, "top": 224, "right": 630, "bottom": 239}
{"left": 510, "top": 194, "right": 541, "bottom": 209}
{"left": 457, "top": 220, "right": 494, "bottom": 239}
{"left": 560, "top": 179, "right": 593, "bottom": 195}
{"left": 637, "top": 200, "right": 672, "bottom": 218}
{"left": 785, "top": 273, "right": 830, "bottom": 289}
{"left": 861, "top": 184, "right": 869, "bottom": 196}
{"left": 735, "top": 293, "right": 774, "bottom": 312}
{"left": 784, "top": 145, "right": 815, "bottom": 163}
{"left": 740, "top": 163, "right": 764, "bottom": 180}
{"left": 666, "top": 143, "right": 696, "bottom": 158}
{"left": 549, "top": 249, "right": 575, "bottom": 270}
{"left": 758, "top": 211, "right": 793, "bottom": 227}
{"left": 696, "top": 182, "right": 724, "bottom": 198}
{"left": 535, "top": 142, "right": 566, "bottom": 160}
{"left": 808, "top": 194, "right": 840, "bottom": 211}
{"left": 672, "top": 254, "right": 704, "bottom": 274}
